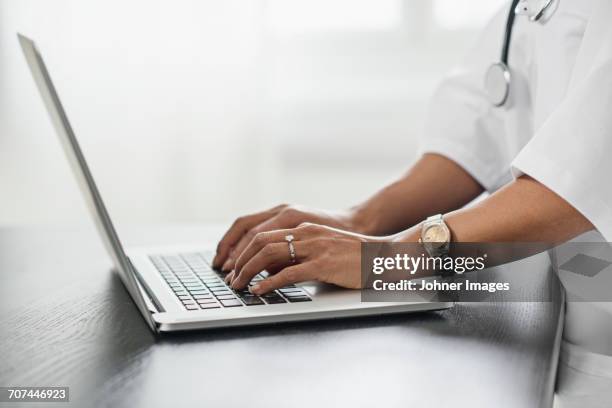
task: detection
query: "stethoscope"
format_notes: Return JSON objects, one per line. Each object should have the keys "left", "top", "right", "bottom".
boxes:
{"left": 485, "top": 0, "right": 559, "bottom": 107}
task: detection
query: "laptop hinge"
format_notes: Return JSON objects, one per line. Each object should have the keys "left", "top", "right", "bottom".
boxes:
{"left": 128, "top": 257, "right": 165, "bottom": 314}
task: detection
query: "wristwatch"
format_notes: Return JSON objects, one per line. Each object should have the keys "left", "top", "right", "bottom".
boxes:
{"left": 419, "top": 214, "right": 451, "bottom": 258}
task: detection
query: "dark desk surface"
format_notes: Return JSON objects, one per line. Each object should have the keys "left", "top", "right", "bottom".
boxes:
{"left": 0, "top": 226, "right": 563, "bottom": 408}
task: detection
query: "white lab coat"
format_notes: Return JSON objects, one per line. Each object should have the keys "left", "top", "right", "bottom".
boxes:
{"left": 419, "top": 0, "right": 612, "bottom": 406}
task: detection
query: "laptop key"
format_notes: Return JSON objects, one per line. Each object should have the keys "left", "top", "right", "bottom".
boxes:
{"left": 287, "top": 296, "right": 312, "bottom": 302}
{"left": 210, "top": 287, "right": 231, "bottom": 293}
{"left": 188, "top": 290, "right": 209, "bottom": 296}
{"left": 182, "top": 280, "right": 203, "bottom": 285}
{"left": 283, "top": 291, "right": 308, "bottom": 298}
{"left": 178, "top": 278, "right": 198, "bottom": 283}
{"left": 189, "top": 266, "right": 208, "bottom": 272}
{"left": 189, "top": 290, "right": 210, "bottom": 295}
{"left": 175, "top": 271, "right": 191, "bottom": 276}
{"left": 185, "top": 286, "right": 207, "bottom": 292}
{"left": 264, "top": 295, "right": 287, "bottom": 304}
{"left": 279, "top": 288, "right": 304, "bottom": 294}
{"left": 185, "top": 305, "right": 199, "bottom": 311}
{"left": 220, "top": 299, "right": 243, "bottom": 307}
{"left": 196, "top": 272, "right": 216, "bottom": 278}
{"left": 199, "top": 303, "right": 220, "bottom": 309}
{"left": 216, "top": 294, "right": 238, "bottom": 300}
{"left": 192, "top": 294, "right": 213, "bottom": 300}
{"left": 185, "top": 285, "right": 207, "bottom": 291}
{"left": 196, "top": 299, "right": 218, "bottom": 305}
{"left": 241, "top": 295, "right": 265, "bottom": 306}
{"left": 212, "top": 292, "right": 233, "bottom": 298}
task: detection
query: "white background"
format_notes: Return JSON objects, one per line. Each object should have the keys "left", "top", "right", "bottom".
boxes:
{"left": 0, "top": 0, "right": 506, "bottom": 228}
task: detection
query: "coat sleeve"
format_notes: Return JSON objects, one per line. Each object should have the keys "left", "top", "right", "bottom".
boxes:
{"left": 419, "top": 5, "right": 515, "bottom": 192}
{"left": 512, "top": 5, "right": 612, "bottom": 241}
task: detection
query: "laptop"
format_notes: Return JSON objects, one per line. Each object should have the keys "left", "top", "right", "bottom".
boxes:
{"left": 18, "top": 34, "right": 452, "bottom": 333}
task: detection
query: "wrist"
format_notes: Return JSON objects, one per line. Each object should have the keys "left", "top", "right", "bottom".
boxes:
{"left": 345, "top": 205, "right": 380, "bottom": 235}
{"left": 391, "top": 224, "right": 421, "bottom": 243}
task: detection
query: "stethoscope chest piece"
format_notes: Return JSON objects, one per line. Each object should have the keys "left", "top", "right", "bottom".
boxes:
{"left": 485, "top": 62, "right": 511, "bottom": 107}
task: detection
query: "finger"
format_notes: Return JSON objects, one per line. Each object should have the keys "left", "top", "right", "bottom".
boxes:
{"left": 223, "top": 270, "right": 235, "bottom": 284}
{"left": 250, "top": 263, "right": 313, "bottom": 295}
{"left": 222, "top": 216, "right": 288, "bottom": 271}
{"left": 222, "top": 209, "right": 319, "bottom": 271}
{"left": 213, "top": 210, "right": 277, "bottom": 269}
{"left": 234, "top": 228, "right": 296, "bottom": 274}
{"left": 221, "top": 248, "right": 237, "bottom": 272}
{"left": 232, "top": 223, "right": 325, "bottom": 275}
{"left": 229, "top": 262, "right": 281, "bottom": 285}
{"left": 231, "top": 241, "right": 311, "bottom": 289}
{"left": 265, "top": 264, "right": 284, "bottom": 275}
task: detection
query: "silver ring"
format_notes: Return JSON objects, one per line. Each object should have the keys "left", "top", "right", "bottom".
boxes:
{"left": 285, "top": 234, "right": 296, "bottom": 263}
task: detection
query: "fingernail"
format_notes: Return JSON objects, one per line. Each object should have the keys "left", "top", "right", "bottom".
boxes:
{"left": 222, "top": 258, "right": 233, "bottom": 271}
{"left": 250, "top": 284, "right": 261, "bottom": 295}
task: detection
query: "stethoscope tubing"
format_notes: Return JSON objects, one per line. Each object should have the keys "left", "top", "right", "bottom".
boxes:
{"left": 502, "top": 0, "right": 523, "bottom": 65}
{"left": 487, "top": 0, "right": 557, "bottom": 107}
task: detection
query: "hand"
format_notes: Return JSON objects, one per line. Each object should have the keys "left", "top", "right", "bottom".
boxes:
{"left": 212, "top": 204, "right": 361, "bottom": 271}
{"left": 226, "top": 223, "right": 380, "bottom": 294}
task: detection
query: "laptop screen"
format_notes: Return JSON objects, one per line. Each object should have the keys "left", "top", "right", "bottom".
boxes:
{"left": 18, "top": 34, "right": 156, "bottom": 332}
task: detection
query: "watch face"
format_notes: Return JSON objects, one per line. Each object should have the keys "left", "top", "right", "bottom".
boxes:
{"left": 422, "top": 225, "right": 447, "bottom": 246}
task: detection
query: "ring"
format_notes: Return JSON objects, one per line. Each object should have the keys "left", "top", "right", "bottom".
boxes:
{"left": 285, "top": 234, "right": 296, "bottom": 263}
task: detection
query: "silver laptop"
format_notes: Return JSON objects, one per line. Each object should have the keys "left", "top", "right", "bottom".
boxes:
{"left": 18, "top": 34, "right": 452, "bottom": 333}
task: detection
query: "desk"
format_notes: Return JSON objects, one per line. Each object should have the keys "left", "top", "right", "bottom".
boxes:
{"left": 0, "top": 226, "right": 563, "bottom": 408}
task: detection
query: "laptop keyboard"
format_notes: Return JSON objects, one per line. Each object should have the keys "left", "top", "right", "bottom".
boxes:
{"left": 149, "top": 251, "right": 311, "bottom": 311}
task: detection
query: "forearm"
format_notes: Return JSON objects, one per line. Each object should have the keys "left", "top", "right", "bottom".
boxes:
{"left": 350, "top": 153, "right": 483, "bottom": 235}
{"left": 395, "top": 175, "right": 594, "bottom": 245}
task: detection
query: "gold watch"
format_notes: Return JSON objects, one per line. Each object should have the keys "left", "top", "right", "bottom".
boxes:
{"left": 418, "top": 214, "right": 451, "bottom": 258}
